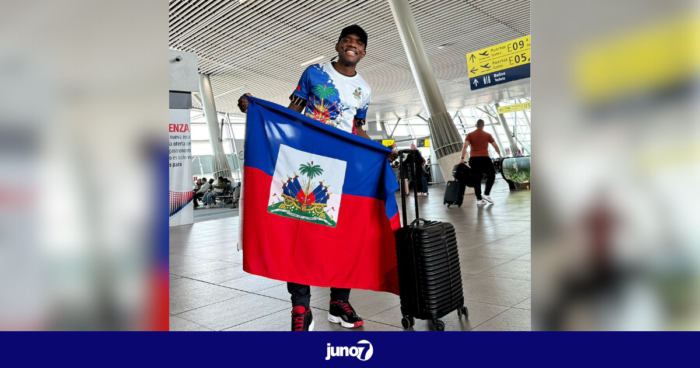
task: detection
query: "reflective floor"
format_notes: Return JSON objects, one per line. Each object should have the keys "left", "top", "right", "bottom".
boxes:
{"left": 170, "top": 178, "right": 531, "bottom": 331}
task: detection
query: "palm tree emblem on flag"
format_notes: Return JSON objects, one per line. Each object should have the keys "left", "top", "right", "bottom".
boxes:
{"left": 268, "top": 160, "right": 337, "bottom": 227}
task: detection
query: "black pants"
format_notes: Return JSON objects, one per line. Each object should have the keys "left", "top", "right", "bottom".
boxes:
{"left": 287, "top": 282, "right": 350, "bottom": 309}
{"left": 469, "top": 157, "right": 496, "bottom": 200}
{"left": 193, "top": 192, "right": 205, "bottom": 207}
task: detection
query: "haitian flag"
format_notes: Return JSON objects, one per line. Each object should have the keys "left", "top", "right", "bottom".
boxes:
{"left": 240, "top": 97, "right": 401, "bottom": 294}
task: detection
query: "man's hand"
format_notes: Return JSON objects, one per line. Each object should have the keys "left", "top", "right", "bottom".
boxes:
{"left": 388, "top": 151, "right": 399, "bottom": 162}
{"left": 237, "top": 93, "right": 252, "bottom": 113}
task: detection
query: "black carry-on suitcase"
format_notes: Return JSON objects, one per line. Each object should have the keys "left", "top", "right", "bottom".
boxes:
{"left": 395, "top": 150, "right": 468, "bottom": 331}
{"left": 443, "top": 180, "right": 465, "bottom": 208}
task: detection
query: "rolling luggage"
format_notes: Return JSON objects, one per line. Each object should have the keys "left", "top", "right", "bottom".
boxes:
{"left": 395, "top": 149, "right": 468, "bottom": 331}
{"left": 443, "top": 180, "right": 465, "bottom": 208}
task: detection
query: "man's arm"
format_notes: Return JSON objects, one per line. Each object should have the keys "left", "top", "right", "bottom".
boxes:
{"left": 460, "top": 137, "right": 470, "bottom": 164}
{"left": 353, "top": 117, "right": 397, "bottom": 161}
{"left": 490, "top": 141, "right": 502, "bottom": 158}
{"left": 354, "top": 118, "right": 371, "bottom": 140}
{"left": 287, "top": 102, "right": 304, "bottom": 113}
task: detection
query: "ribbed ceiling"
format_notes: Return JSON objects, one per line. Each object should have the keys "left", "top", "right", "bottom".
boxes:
{"left": 169, "top": 0, "right": 530, "bottom": 121}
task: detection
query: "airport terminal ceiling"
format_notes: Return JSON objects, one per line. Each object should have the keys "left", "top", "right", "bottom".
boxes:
{"left": 169, "top": 0, "right": 531, "bottom": 122}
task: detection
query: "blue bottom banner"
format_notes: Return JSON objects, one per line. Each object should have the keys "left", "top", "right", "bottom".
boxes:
{"left": 2, "top": 331, "right": 697, "bottom": 366}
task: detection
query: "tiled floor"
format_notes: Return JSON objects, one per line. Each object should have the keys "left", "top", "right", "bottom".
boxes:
{"left": 170, "top": 178, "right": 531, "bottom": 331}
{"left": 193, "top": 205, "right": 239, "bottom": 223}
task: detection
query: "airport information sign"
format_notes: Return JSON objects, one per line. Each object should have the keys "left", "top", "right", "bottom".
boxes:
{"left": 497, "top": 101, "right": 531, "bottom": 114}
{"left": 467, "top": 35, "right": 531, "bottom": 90}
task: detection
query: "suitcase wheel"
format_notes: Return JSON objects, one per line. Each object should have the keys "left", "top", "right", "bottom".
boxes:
{"left": 433, "top": 319, "right": 445, "bottom": 331}
{"left": 457, "top": 306, "right": 469, "bottom": 319}
{"left": 446, "top": 204, "right": 451, "bottom": 208}
{"left": 401, "top": 315, "right": 415, "bottom": 329}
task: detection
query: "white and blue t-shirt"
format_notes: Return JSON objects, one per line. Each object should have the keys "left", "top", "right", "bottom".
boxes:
{"left": 290, "top": 62, "right": 371, "bottom": 135}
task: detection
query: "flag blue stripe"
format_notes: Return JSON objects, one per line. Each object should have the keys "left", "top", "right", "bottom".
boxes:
{"left": 244, "top": 97, "right": 399, "bottom": 201}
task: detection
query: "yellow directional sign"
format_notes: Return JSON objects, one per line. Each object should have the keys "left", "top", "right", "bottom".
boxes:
{"left": 417, "top": 139, "right": 430, "bottom": 148}
{"left": 467, "top": 35, "right": 531, "bottom": 80}
{"left": 574, "top": 15, "right": 699, "bottom": 104}
{"left": 381, "top": 139, "right": 395, "bottom": 147}
{"left": 498, "top": 102, "right": 531, "bottom": 114}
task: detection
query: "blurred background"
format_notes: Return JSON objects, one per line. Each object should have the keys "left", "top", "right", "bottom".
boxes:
{"left": 0, "top": 0, "right": 167, "bottom": 330}
{"left": 532, "top": 0, "right": 700, "bottom": 330}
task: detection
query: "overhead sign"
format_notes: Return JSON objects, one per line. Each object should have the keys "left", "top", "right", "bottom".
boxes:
{"left": 498, "top": 102, "right": 531, "bottom": 114}
{"left": 574, "top": 16, "right": 697, "bottom": 105}
{"left": 467, "top": 35, "right": 531, "bottom": 90}
{"left": 381, "top": 139, "right": 395, "bottom": 147}
{"left": 416, "top": 139, "right": 430, "bottom": 148}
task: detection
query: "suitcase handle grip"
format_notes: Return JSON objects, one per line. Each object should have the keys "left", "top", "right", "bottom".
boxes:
{"left": 411, "top": 218, "right": 428, "bottom": 227}
{"left": 398, "top": 149, "right": 421, "bottom": 227}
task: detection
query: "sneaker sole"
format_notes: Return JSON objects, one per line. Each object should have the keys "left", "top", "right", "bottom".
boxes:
{"left": 308, "top": 318, "right": 315, "bottom": 331}
{"left": 328, "top": 313, "right": 364, "bottom": 328}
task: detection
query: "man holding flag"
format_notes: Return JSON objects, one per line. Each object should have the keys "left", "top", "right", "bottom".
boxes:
{"left": 238, "top": 25, "right": 399, "bottom": 331}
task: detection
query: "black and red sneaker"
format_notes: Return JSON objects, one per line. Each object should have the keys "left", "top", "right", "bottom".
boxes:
{"left": 328, "top": 299, "right": 364, "bottom": 328}
{"left": 291, "top": 306, "right": 314, "bottom": 331}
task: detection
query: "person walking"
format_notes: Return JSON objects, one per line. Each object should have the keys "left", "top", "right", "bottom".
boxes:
{"left": 460, "top": 119, "right": 501, "bottom": 205}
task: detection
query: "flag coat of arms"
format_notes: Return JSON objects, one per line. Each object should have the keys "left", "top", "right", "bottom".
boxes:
{"left": 240, "top": 97, "right": 401, "bottom": 294}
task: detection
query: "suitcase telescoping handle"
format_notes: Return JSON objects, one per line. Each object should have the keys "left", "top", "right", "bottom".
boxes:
{"left": 398, "top": 149, "right": 425, "bottom": 227}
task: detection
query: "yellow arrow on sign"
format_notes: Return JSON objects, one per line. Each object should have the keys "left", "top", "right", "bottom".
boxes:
{"left": 467, "top": 35, "right": 531, "bottom": 78}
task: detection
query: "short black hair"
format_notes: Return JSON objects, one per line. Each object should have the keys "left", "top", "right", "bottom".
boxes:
{"left": 476, "top": 119, "right": 485, "bottom": 127}
{"left": 338, "top": 25, "right": 367, "bottom": 50}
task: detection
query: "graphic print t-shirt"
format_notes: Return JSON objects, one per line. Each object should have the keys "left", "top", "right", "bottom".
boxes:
{"left": 291, "top": 62, "right": 371, "bottom": 134}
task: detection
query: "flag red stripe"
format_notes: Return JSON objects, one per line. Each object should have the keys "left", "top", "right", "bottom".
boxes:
{"left": 242, "top": 166, "right": 399, "bottom": 294}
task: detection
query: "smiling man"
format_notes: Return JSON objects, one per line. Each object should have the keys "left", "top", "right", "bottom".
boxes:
{"left": 238, "top": 25, "right": 382, "bottom": 331}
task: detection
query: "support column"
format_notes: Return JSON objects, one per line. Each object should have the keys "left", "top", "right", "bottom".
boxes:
{"left": 520, "top": 109, "right": 531, "bottom": 155}
{"left": 199, "top": 73, "right": 232, "bottom": 178}
{"left": 477, "top": 106, "right": 507, "bottom": 158}
{"left": 388, "top": 0, "right": 464, "bottom": 183}
{"left": 493, "top": 103, "right": 520, "bottom": 156}
{"left": 485, "top": 115, "right": 505, "bottom": 155}
{"left": 520, "top": 109, "right": 531, "bottom": 130}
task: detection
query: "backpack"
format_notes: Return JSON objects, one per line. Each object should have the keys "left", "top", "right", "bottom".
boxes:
{"left": 452, "top": 163, "right": 475, "bottom": 188}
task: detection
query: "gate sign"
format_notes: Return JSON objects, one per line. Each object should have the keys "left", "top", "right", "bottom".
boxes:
{"left": 467, "top": 35, "right": 531, "bottom": 90}
{"left": 498, "top": 102, "right": 531, "bottom": 114}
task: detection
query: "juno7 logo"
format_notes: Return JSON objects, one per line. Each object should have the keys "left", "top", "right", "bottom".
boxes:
{"left": 325, "top": 340, "right": 373, "bottom": 361}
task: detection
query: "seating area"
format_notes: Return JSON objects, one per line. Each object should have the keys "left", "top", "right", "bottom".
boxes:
{"left": 193, "top": 177, "right": 241, "bottom": 210}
